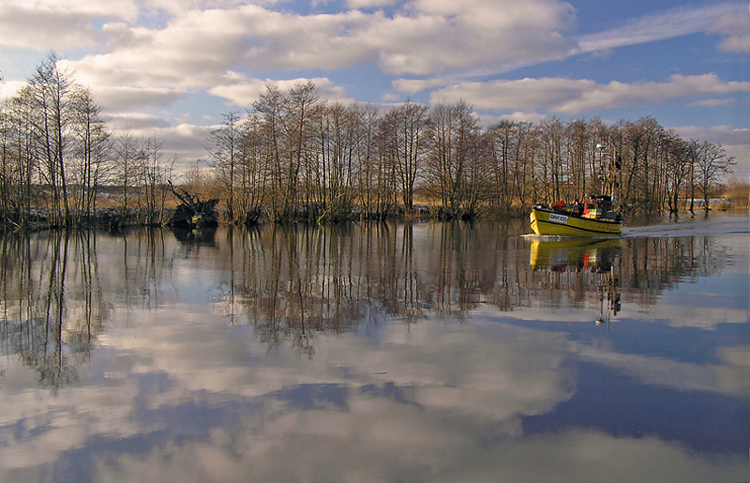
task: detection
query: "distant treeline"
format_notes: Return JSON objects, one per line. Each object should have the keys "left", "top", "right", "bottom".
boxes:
{"left": 0, "top": 53, "right": 738, "bottom": 229}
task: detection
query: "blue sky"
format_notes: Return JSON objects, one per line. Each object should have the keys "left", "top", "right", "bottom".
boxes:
{"left": 1, "top": 0, "right": 748, "bottom": 178}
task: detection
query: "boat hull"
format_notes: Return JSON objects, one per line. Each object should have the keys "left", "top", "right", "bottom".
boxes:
{"left": 530, "top": 207, "right": 622, "bottom": 237}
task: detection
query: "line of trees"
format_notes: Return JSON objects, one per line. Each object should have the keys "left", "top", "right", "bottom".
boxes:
{"left": 1, "top": 54, "right": 738, "bottom": 229}
{"left": 206, "top": 83, "right": 737, "bottom": 224}
{"left": 0, "top": 53, "right": 174, "bottom": 229}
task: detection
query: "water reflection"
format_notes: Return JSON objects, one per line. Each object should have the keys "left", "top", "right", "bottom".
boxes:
{"left": 0, "top": 231, "right": 105, "bottom": 392}
{"left": 0, "top": 223, "right": 742, "bottom": 378}
{"left": 529, "top": 238, "right": 622, "bottom": 326}
{"left": 171, "top": 225, "right": 217, "bottom": 246}
{"left": 529, "top": 238, "right": 620, "bottom": 272}
{"left": 0, "top": 220, "right": 747, "bottom": 482}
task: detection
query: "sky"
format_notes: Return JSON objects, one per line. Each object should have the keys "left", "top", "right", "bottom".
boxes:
{"left": 0, "top": 0, "right": 748, "bottom": 179}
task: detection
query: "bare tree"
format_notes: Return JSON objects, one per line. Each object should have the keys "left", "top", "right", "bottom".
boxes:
{"left": 253, "top": 85, "right": 288, "bottom": 222}
{"left": 537, "top": 118, "right": 565, "bottom": 203}
{"left": 384, "top": 100, "right": 427, "bottom": 212}
{"left": 286, "top": 81, "right": 320, "bottom": 220}
{"left": 207, "top": 111, "right": 243, "bottom": 223}
{"left": 352, "top": 103, "right": 381, "bottom": 217}
{"left": 663, "top": 133, "right": 691, "bottom": 214}
{"left": 26, "top": 52, "right": 76, "bottom": 225}
{"left": 70, "top": 86, "right": 112, "bottom": 219}
{"left": 315, "top": 102, "right": 359, "bottom": 222}
{"left": 114, "top": 128, "right": 139, "bottom": 215}
{"left": 695, "top": 141, "right": 735, "bottom": 212}
{"left": 238, "top": 113, "right": 269, "bottom": 224}
{"left": 0, "top": 95, "right": 38, "bottom": 225}
{"left": 425, "top": 101, "right": 480, "bottom": 219}
{"left": 141, "top": 134, "right": 172, "bottom": 225}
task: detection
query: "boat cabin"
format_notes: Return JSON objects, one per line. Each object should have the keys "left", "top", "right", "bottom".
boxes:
{"left": 583, "top": 195, "right": 615, "bottom": 220}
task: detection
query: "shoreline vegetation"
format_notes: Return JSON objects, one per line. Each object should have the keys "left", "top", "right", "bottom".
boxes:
{"left": 1, "top": 53, "right": 745, "bottom": 232}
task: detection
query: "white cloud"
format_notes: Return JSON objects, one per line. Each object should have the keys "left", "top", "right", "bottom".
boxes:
{"left": 0, "top": 0, "right": 138, "bottom": 50}
{"left": 0, "top": 79, "right": 26, "bottom": 100}
{"left": 689, "top": 98, "right": 742, "bottom": 107}
{"left": 346, "top": 0, "right": 397, "bottom": 8}
{"left": 108, "top": 112, "right": 173, "bottom": 131}
{"left": 62, "top": 5, "right": 373, "bottom": 101}
{"left": 430, "top": 77, "right": 595, "bottom": 111}
{"left": 392, "top": 77, "right": 450, "bottom": 95}
{"left": 95, "top": 86, "right": 184, "bottom": 112}
{"left": 151, "top": 123, "right": 215, "bottom": 162}
{"left": 556, "top": 74, "right": 750, "bottom": 113}
{"left": 674, "top": 125, "right": 750, "bottom": 146}
{"left": 710, "top": 11, "right": 750, "bottom": 53}
{"left": 367, "top": 0, "right": 577, "bottom": 75}
{"left": 2, "top": 0, "right": 746, "bottom": 174}
{"left": 576, "top": 2, "right": 743, "bottom": 53}
{"left": 54, "top": 0, "right": 579, "bottom": 108}
{"left": 673, "top": 125, "right": 750, "bottom": 178}
{"left": 105, "top": 116, "right": 214, "bottom": 171}
{"left": 478, "top": 111, "right": 549, "bottom": 127}
{"left": 209, "top": 72, "right": 354, "bottom": 108}
{"left": 429, "top": 74, "right": 750, "bottom": 114}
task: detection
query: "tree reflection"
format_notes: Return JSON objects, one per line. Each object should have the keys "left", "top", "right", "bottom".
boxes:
{"left": 0, "top": 231, "right": 109, "bottom": 392}
{"left": 216, "top": 223, "right": 733, "bottom": 353}
{"left": 0, "top": 222, "right": 737, "bottom": 382}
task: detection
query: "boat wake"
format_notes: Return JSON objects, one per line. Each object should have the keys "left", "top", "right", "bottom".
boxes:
{"left": 620, "top": 215, "right": 749, "bottom": 239}
{"left": 523, "top": 215, "right": 749, "bottom": 240}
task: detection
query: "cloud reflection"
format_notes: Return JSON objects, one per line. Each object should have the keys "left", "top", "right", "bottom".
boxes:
{"left": 0, "top": 220, "right": 747, "bottom": 481}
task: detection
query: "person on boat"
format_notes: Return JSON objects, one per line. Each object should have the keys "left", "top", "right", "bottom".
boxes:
{"left": 573, "top": 199, "right": 583, "bottom": 216}
{"left": 553, "top": 200, "right": 565, "bottom": 212}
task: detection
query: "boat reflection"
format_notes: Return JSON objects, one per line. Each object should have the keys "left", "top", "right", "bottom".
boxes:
{"left": 529, "top": 237, "right": 621, "bottom": 273}
{"left": 529, "top": 238, "right": 622, "bottom": 326}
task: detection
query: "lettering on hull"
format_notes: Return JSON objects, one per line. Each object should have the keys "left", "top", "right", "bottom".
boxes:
{"left": 549, "top": 213, "right": 568, "bottom": 224}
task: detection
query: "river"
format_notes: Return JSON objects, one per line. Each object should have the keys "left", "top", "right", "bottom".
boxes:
{"left": 0, "top": 215, "right": 748, "bottom": 482}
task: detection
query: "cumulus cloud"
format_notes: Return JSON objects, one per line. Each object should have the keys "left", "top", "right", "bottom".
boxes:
{"left": 151, "top": 124, "right": 215, "bottom": 163}
{"left": 0, "top": 79, "right": 25, "bottom": 100}
{"left": 61, "top": 5, "right": 373, "bottom": 104}
{"left": 346, "top": 0, "right": 398, "bottom": 8}
{"left": 709, "top": 11, "right": 750, "bottom": 53}
{"left": 673, "top": 125, "right": 750, "bottom": 146}
{"left": 0, "top": 0, "right": 138, "bottom": 50}
{"left": 108, "top": 112, "right": 174, "bottom": 131}
{"left": 208, "top": 72, "right": 354, "bottom": 108}
{"left": 689, "top": 98, "right": 742, "bottom": 107}
{"left": 672, "top": 125, "right": 750, "bottom": 178}
{"left": 95, "top": 86, "right": 184, "bottom": 112}
{"left": 477, "top": 111, "right": 550, "bottom": 127}
{"left": 428, "top": 74, "right": 750, "bottom": 114}
{"left": 392, "top": 77, "right": 451, "bottom": 95}
{"left": 104, "top": 115, "right": 214, "bottom": 172}
{"left": 367, "top": 0, "right": 577, "bottom": 75}
{"left": 53, "top": 0, "right": 579, "bottom": 109}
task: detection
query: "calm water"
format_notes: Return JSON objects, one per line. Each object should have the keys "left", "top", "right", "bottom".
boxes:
{"left": 0, "top": 216, "right": 748, "bottom": 483}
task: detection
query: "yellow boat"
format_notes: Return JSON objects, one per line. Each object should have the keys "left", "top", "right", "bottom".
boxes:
{"left": 530, "top": 196, "right": 622, "bottom": 237}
